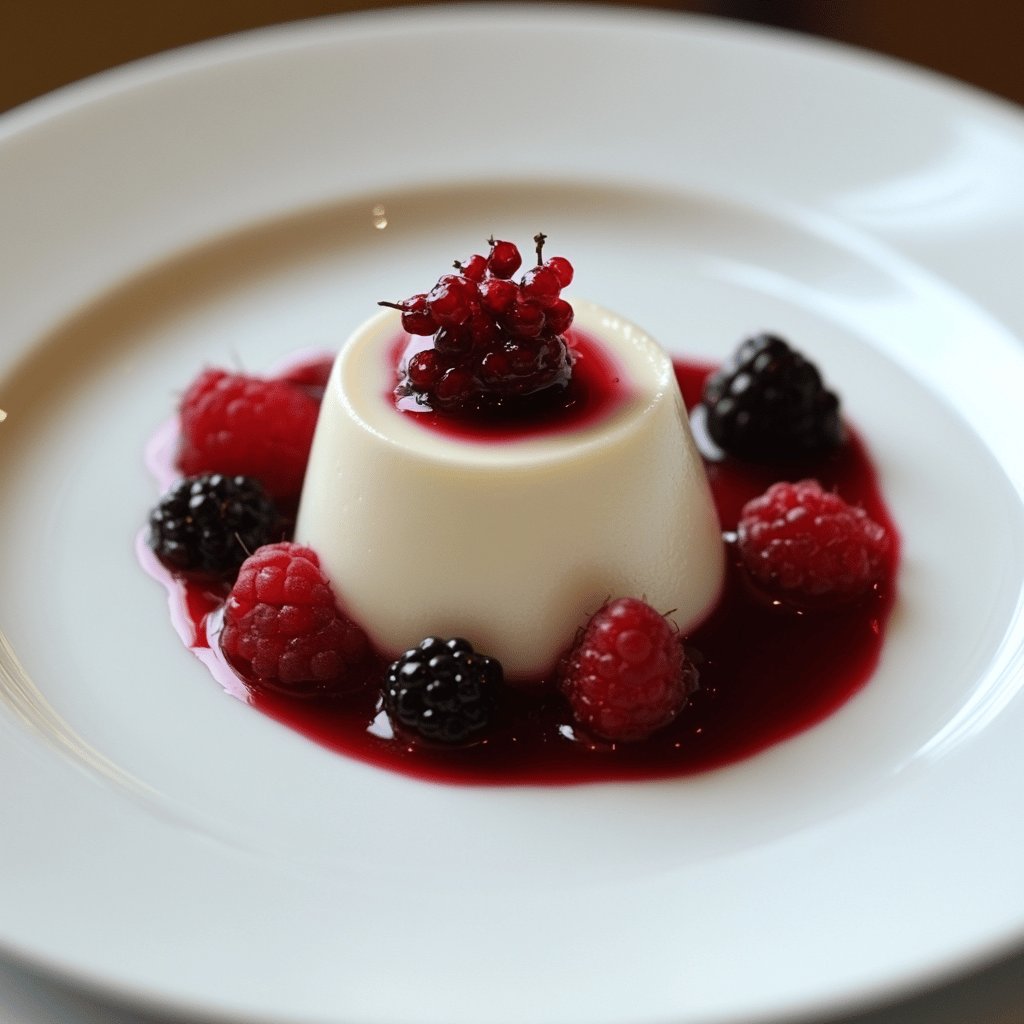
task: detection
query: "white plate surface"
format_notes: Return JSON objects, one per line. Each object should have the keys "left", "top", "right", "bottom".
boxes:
{"left": 2, "top": 7, "right": 1024, "bottom": 1024}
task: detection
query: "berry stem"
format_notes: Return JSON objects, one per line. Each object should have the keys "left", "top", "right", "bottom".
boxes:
{"left": 533, "top": 232, "right": 547, "bottom": 266}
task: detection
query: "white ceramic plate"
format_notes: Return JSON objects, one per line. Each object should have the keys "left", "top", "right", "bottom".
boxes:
{"left": 2, "top": 7, "right": 1024, "bottom": 1024}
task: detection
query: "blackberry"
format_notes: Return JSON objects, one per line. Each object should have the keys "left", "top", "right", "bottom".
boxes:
{"left": 384, "top": 637, "right": 501, "bottom": 744}
{"left": 148, "top": 473, "right": 281, "bottom": 578}
{"left": 700, "top": 334, "right": 842, "bottom": 462}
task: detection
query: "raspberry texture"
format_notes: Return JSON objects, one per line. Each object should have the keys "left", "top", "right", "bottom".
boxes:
{"left": 177, "top": 368, "right": 320, "bottom": 502}
{"left": 384, "top": 636, "right": 501, "bottom": 744}
{"left": 147, "top": 473, "right": 281, "bottom": 578}
{"left": 277, "top": 356, "right": 335, "bottom": 402}
{"left": 700, "top": 333, "right": 842, "bottom": 461}
{"left": 220, "top": 542, "right": 370, "bottom": 698}
{"left": 737, "top": 479, "right": 891, "bottom": 602}
{"left": 559, "top": 598, "right": 698, "bottom": 743}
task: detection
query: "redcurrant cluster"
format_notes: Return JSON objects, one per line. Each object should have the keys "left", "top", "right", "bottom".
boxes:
{"left": 382, "top": 234, "right": 576, "bottom": 415}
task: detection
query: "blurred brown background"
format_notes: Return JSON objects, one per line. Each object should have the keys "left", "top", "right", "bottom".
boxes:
{"left": 2, "top": 0, "right": 1024, "bottom": 115}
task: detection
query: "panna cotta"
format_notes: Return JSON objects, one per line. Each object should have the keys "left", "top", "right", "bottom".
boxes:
{"left": 294, "top": 299, "right": 725, "bottom": 678}
{"left": 143, "top": 220, "right": 899, "bottom": 782}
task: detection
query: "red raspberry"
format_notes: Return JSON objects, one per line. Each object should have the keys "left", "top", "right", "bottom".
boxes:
{"left": 177, "top": 369, "right": 320, "bottom": 502}
{"left": 277, "top": 356, "right": 335, "bottom": 401}
{"left": 219, "top": 543, "right": 370, "bottom": 698}
{"left": 737, "top": 479, "right": 892, "bottom": 602}
{"left": 559, "top": 598, "right": 698, "bottom": 743}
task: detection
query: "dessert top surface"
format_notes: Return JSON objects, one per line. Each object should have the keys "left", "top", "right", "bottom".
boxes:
{"left": 333, "top": 299, "right": 677, "bottom": 465}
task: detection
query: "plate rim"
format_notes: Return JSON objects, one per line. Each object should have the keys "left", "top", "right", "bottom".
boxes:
{"left": 2, "top": 6, "right": 1024, "bottom": 1024}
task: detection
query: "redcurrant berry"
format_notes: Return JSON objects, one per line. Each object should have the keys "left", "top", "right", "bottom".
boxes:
{"left": 545, "top": 256, "right": 574, "bottom": 288}
{"left": 426, "top": 274, "right": 476, "bottom": 327}
{"left": 486, "top": 239, "right": 522, "bottom": 279}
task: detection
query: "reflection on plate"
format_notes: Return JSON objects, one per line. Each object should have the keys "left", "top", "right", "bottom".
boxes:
{"left": 1, "top": 8, "right": 1024, "bottom": 1024}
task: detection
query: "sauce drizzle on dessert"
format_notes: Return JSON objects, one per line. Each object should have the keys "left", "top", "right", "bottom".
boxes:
{"left": 390, "top": 327, "right": 633, "bottom": 442}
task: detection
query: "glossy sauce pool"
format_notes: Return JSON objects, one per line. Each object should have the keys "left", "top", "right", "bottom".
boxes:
{"left": 143, "top": 343, "right": 899, "bottom": 785}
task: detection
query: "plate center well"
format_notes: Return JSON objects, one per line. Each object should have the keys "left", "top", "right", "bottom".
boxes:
{"left": 1, "top": 180, "right": 1022, "bottom": 876}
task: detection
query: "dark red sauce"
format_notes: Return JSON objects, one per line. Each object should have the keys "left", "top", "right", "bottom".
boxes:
{"left": 389, "top": 327, "right": 634, "bottom": 442}
{"left": 143, "top": 355, "right": 899, "bottom": 786}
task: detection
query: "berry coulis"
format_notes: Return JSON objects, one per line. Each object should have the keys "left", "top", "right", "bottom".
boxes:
{"left": 144, "top": 352, "right": 899, "bottom": 786}
{"left": 390, "top": 327, "right": 633, "bottom": 441}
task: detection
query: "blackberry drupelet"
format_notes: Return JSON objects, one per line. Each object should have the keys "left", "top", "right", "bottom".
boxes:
{"left": 384, "top": 637, "right": 501, "bottom": 744}
{"left": 148, "top": 473, "right": 281, "bottom": 578}
{"left": 700, "top": 333, "right": 842, "bottom": 461}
